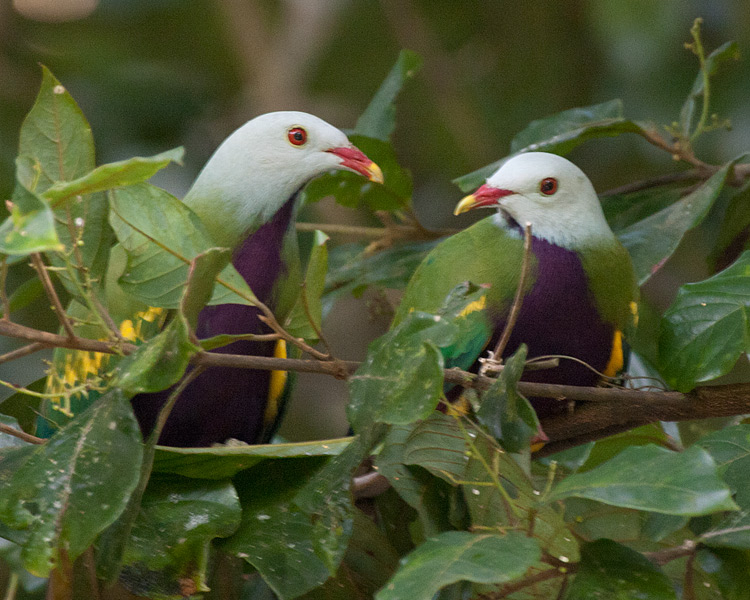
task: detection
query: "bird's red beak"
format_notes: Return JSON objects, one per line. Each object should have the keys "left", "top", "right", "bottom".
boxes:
{"left": 327, "top": 146, "right": 384, "bottom": 184}
{"left": 454, "top": 184, "right": 514, "bottom": 215}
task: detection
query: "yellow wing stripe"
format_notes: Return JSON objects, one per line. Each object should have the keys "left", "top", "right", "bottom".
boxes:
{"left": 264, "top": 340, "right": 288, "bottom": 426}
{"left": 603, "top": 330, "right": 624, "bottom": 378}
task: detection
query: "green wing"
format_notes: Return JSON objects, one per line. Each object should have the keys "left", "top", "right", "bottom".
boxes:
{"left": 394, "top": 216, "right": 534, "bottom": 370}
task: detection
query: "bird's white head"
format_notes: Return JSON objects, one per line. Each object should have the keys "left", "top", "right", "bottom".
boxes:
{"left": 454, "top": 152, "right": 614, "bottom": 248}
{"left": 184, "top": 111, "right": 383, "bottom": 247}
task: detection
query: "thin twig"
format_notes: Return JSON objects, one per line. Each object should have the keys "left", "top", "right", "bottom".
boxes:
{"left": 0, "top": 422, "right": 45, "bottom": 445}
{"left": 480, "top": 223, "right": 533, "bottom": 375}
{"left": 296, "top": 222, "right": 456, "bottom": 239}
{"left": 0, "top": 342, "right": 48, "bottom": 365}
{"left": 0, "top": 256, "right": 10, "bottom": 320}
{"left": 299, "top": 281, "right": 333, "bottom": 357}
{"left": 30, "top": 253, "right": 76, "bottom": 339}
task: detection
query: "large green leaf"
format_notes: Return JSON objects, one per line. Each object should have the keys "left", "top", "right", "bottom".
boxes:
{"left": 152, "top": 436, "right": 351, "bottom": 479}
{"left": 355, "top": 49, "right": 423, "bottom": 141}
{"left": 658, "top": 251, "right": 750, "bottom": 392}
{"left": 618, "top": 162, "right": 733, "bottom": 285}
{"left": 565, "top": 539, "right": 677, "bottom": 600}
{"left": 0, "top": 180, "right": 61, "bottom": 254}
{"left": 0, "top": 389, "right": 142, "bottom": 577}
{"left": 18, "top": 67, "right": 94, "bottom": 192}
{"left": 109, "top": 183, "right": 256, "bottom": 308}
{"left": 454, "top": 100, "right": 648, "bottom": 191}
{"left": 221, "top": 457, "right": 334, "bottom": 600}
{"left": 17, "top": 67, "right": 112, "bottom": 295}
{"left": 375, "top": 531, "right": 540, "bottom": 600}
{"left": 118, "top": 475, "right": 241, "bottom": 599}
{"left": 42, "top": 147, "right": 184, "bottom": 206}
{"left": 547, "top": 444, "right": 737, "bottom": 516}
{"left": 348, "top": 312, "right": 446, "bottom": 429}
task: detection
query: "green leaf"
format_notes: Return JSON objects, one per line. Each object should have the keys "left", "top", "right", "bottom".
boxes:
{"left": 118, "top": 475, "right": 241, "bottom": 599}
{"left": 18, "top": 67, "right": 95, "bottom": 193}
{"left": 375, "top": 531, "right": 540, "bottom": 600}
{"left": 401, "top": 412, "right": 470, "bottom": 485}
{"left": 303, "top": 135, "right": 411, "bottom": 211}
{"left": 454, "top": 100, "right": 647, "bottom": 191}
{"left": 355, "top": 49, "right": 423, "bottom": 141}
{"left": 109, "top": 183, "right": 256, "bottom": 308}
{"left": 348, "top": 312, "right": 445, "bottom": 429}
{"left": 658, "top": 251, "right": 750, "bottom": 392}
{"left": 619, "top": 162, "right": 733, "bottom": 285}
{"left": 547, "top": 444, "right": 737, "bottom": 516}
{"left": 179, "top": 247, "right": 233, "bottom": 331}
{"left": 0, "top": 181, "right": 61, "bottom": 254}
{"left": 324, "top": 239, "right": 438, "bottom": 304}
{"left": 602, "top": 185, "right": 686, "bottom": 234}
{"left": 43, "top": 147, "right": 184, "bottom": 206}
{"left": 7, "top": 276, "right": 44, "bottom": 314}
{"left": 115, "top": 317, "right": 197, "bottom": 396}
{"left": 221, "top": 457, "right": 335, "bottom": 600}
{"left": 285, "top": 230, "right": 329, "bottom": 340}
{"left": 152, "top": 436, "right": 351, "bottom": 479}
{"left": 475, "top": 344, "right": 540, "bottom": 452}
{"left": 0, "top": 389, "right": 142, "bottom": 577}
{"left": 17, "top": 68, "right": 113, "bottom": 295}
{"left": 698, "top": 424, "right": 750, "bottom": 502}
{"left": 565, "top": 539, "right": 677, "bottom": 600}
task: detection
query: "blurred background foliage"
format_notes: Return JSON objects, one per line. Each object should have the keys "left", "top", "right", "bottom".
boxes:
{"left": 1, "top": 0, "right": 749, "bottom": 440}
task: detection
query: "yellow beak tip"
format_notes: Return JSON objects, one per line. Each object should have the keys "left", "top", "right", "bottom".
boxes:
{"left": 368, "top": 162, "right": 384, "bottom": 185}
{"left": 453, "top": 194, "right": 476, "bottom": 216}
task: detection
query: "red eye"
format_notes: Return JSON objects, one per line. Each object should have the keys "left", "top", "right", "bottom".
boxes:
{"left": 540, "top": 177, "right": 558, "bottom": 195}
{"left": 288, "top": 127, "right": 307, "bottom": 146}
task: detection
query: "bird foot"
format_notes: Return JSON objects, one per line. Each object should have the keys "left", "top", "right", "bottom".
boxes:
{"left": 478, "top": 354, "right": 504, "bottom": 377}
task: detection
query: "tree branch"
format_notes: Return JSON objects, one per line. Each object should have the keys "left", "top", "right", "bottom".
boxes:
{"left": 2, "top": 319, "right": 750, "bottom": 451}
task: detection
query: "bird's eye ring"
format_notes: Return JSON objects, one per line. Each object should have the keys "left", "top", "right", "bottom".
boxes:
{"left": 540, "top": 177, "right": 558, "bottom": 195}
{"left": 288, "top": 127, "right": 307, "bottom": 146}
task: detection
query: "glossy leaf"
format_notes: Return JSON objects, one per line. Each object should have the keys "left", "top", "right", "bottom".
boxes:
{"left": 109, "top": 183, "right": 256, "bottom": 308}
{"left": 475, "top": 344, "right": 540, "bottom": 452}
{"left": 118, "top": 476, "right": 241, "bottom": 599}
{"left": 0, "top": 389, "right": 142, "bottom": 577}
{"left": 565, "top": 539, "right": 677, "bottom": 600}
{"left": 658, "top": 251, "right": 750, "bottom": 391}
{"left": 375, "top": 531, "right": 540, "bottom": 600}
{"left": 547, "top": 444, "right": 737, "bottom": 515}
{"left": 0, "top": 181, "right": 60, "bottom": 254}
{"left": 619, "top": 162, "right": 733, "bottom": 285}
{"left": 222, "top": 457, "right": 334, "bottom": 600}
{"left": 152, "top": 436, "right": 351, "bottom": 479}
{"left": 43, "top": 147, "right": 184, "bottom": 206}
{"left": 348, "top": 312, "right": 445, "bottom": 429}
{"left": 355, "top": 49, "right": 423, "bottom": 141}
{"left": 602, "top": 185, "right": 686, "bottom": 234}
{"left": 698, "top": 424, "right": 750, "bottom": 504}
{"left": 454, "top": 100, "right": 648, "bottom": 191}
{"left": 285, "top": 230, "right": 329, "bottom": 340}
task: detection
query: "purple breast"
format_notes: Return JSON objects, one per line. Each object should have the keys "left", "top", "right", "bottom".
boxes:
{"left": 492, "top": 237, "right": 614, "bottom": 416}
{"left": 131, "top": 197, "right": 297, "bottom": 447}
